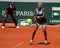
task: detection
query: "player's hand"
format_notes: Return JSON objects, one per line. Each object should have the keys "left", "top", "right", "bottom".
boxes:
{"left": 37, "top": 16, "right": 40, "bottom": 18}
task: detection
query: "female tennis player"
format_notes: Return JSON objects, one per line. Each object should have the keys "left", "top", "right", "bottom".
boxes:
{"left": 2, "top": 3, "right": 19, "bottom": 29}
{"left": 30, "top": 3, "right": 48, "bottom": 45}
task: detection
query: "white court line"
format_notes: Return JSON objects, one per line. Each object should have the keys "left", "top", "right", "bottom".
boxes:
{"left": 12, "top": 42, "right": 24, "bottom": 48}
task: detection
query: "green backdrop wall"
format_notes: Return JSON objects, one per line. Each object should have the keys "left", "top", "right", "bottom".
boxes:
{"left": 0, "top": 2, "right": 60, "bottom": 24}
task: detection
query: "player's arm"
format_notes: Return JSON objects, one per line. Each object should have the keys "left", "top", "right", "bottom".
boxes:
{"left": 14, "top": 6, "right": 16, "bottom": 11}
{"left": 13, "top": 6, "right": 16, "bottom": 13}
{"left": 5, "top": 8, "right": 9, "bottom": 15}
{"left": 34, "top": 9, "right": 37, "bottom": 20}
{"left": 40, "top": 8, "right": 45, "bottom": 18}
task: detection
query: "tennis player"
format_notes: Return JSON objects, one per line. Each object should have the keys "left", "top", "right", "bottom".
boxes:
{"left": 2, "top": 3, "right": 19, "bottom": 29}
{"left": 30, "top": 3, "right": 48, "bottom": 45}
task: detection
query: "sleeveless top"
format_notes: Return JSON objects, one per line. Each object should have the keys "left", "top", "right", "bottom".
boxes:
{"left": 36, "top": 8, "right": 43, "bottom": 16}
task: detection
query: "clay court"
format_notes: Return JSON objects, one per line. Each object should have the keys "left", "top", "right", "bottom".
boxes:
{"left": 0, "top": 23, "right": 60, "bottom": 48}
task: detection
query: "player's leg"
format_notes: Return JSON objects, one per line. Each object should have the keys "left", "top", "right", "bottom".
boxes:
{"left": 10, "top": 14, "right": 19, "bottom": 28}
{"left": 30, "top": 24, "right": 39, "bottom": 44}
{"left": 2, "top": 14, "right": 8, "bottom": 29}
{"left": 42, "top": 24, "right": 48, "bottom": 45}
{"left": 32, "top": 25, "right": 38, "bottom": 40}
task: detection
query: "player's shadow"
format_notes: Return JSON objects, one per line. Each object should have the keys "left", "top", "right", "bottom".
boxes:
{"left": 37, "top": 42, "right": 51, "bottom": 45}
{"left": 8, "top": 26, "right": 15, "bottom": 28}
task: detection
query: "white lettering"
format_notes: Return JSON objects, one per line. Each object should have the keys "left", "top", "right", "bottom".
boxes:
{"left": 16, "top": 11, "right": 33, "bottom": 16}
{"left": 2, "top": 10, "right": 6, "bottom": 16}
{"left": 16, "top": 11, "right": 20, "bottom": 16}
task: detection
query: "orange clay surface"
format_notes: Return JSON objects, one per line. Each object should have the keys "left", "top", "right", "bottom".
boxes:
{"left": 0, "top": 23, "right": 60, "bottom": 48}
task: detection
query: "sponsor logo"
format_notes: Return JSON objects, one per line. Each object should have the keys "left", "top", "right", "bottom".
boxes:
{"left": 2, "top": 10, "right": 34, "bottom": 16}
{"left": 17, "top": 19, "right": 32, "bottom": 26}
{"left": 52, "top": 7, "right": 60, "bottom": 18}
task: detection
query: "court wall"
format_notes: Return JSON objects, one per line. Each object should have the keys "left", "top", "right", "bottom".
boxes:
{"left": 0, "top": 1, "right": 60, "bottom": 24}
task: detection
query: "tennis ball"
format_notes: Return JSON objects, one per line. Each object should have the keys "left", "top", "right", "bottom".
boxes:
{"left": 26, "top": 18, "right": 32, "bottom": 23}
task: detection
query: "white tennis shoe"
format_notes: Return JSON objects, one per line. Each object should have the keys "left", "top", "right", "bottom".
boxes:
{"left": 16, "top": 26, "right": 19, "bottom": 28}
{"left": 44, "top": 40, "right": 48, "bottom": 45}
{"left": 2, "top": 26, "right": 5, "bottom": 29}
{"left": 29, "top": 40, "right": 34, "bottom": 45}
